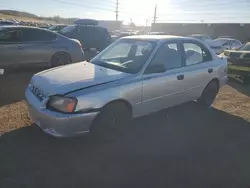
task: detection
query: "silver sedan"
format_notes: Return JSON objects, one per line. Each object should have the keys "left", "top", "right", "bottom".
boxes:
{"left": 0, "top": 26, "right": 84, "bottom": 68}
{"left": 25, "top": 35, "right": 228, "bottom": 137}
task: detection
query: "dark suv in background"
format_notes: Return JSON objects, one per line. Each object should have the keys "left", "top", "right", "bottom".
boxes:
{"left": 59, "top": 19, "right": 111, "bottom": 53}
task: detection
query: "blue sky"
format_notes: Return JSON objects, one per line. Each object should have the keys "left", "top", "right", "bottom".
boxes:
{"left": 0, "top": 0, "right": 250, "bottom": 25}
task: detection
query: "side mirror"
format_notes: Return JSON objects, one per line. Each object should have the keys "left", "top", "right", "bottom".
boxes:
{"left": 145, "top": 64, "right": 166, "bottom": 74}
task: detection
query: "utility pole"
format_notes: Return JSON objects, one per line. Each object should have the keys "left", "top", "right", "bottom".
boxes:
{"left": 115, "top": 0, "right": 119, "bottom": 21}
{"left": 153, "top": 4, "right": 157, "bottom": 23}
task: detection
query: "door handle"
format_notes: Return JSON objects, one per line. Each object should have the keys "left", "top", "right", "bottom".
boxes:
{"left": 177, "top": 74, "right": 184, "bottom": 80}
{"left": 208, "top": 68, "right": 213, "bottom": 73}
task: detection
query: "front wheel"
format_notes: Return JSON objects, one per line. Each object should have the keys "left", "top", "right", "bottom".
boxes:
{"left": 197, "top": 81, "right": 219, "bottom": 107}
{"left": 90, "top": 102, "right": 132, "bottom": 141}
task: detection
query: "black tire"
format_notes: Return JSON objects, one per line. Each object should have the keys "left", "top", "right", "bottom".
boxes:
{"left": 90, "top": 102, "right": 132, "bottom": 141}
{"left": 197, "top": 81, "right": 219, "bottom": 107}
{"left": 51, "top": 52, "right": 71, "bottom": 67}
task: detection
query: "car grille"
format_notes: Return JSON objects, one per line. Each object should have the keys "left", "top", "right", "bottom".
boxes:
{"left": 29, "top": 85, "right": 46, "bottom": 101}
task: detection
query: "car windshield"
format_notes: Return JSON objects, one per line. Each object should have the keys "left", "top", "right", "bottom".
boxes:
{"left": 90, "top": 39, "right": 156, "bottom": 74}
{"left": 239, "top": 43, "right": 250, "bottom": 51}
{"left": 59, "top": 25, "right": 76, "bottom": 34}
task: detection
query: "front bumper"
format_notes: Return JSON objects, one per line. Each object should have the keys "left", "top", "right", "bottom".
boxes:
{"left": 25, "top": 89, "right": 99, "bottom": 137}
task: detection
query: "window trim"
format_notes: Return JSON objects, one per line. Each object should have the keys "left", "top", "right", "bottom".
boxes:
{"left": 143, "top": 40, "right": 185, "bottom": 75}
{"left": 181, "top": 39, "right": 213, "bottom": 67}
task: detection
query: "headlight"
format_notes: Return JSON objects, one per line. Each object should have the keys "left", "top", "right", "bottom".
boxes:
{"left": 47, "top": 95, "right": 77, "bottom": 113}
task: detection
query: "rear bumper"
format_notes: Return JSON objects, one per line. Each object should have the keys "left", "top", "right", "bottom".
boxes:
{"left": 25, "top": 89, "right": 99, "bottom": 137}
{"left": 70, "top": 49, "right": 85, "bottom": 63}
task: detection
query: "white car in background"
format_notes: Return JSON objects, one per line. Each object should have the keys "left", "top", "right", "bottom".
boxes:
{"left": 209, "top": 38, "right": 242, "bottom": 54}
{"left": 189, "top": 34, "right": 213, "bottom": 45}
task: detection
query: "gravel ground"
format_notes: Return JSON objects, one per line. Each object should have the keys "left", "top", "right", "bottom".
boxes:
{"left": 0, "top": 70, "right": 250, "bottom": 187}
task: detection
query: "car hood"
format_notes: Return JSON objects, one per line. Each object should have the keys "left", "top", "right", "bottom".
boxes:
{"left": 30, "top": 61, "right": 131, "bottom": 96}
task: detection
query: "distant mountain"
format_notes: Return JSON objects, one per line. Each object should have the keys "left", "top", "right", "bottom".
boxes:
{"left": 0, "top": 10, "right": 39, "bottom": 19}
{"left": 0, "top": 10, "right": 79, "bottom": 24}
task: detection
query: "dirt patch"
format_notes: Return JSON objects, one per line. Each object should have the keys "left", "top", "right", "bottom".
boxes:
{"left": 213, "top": 85, "right": 250, "bottom": 122}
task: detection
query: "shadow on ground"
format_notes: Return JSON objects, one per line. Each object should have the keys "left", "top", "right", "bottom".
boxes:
{"left": 1, "top": 102, "right": 250, "bottom": 188}
{"left": 0, "top": 68, "right": 43, "bottom": 106}
{"left": 228, "top": 80, "right": 250, "bottom": 97}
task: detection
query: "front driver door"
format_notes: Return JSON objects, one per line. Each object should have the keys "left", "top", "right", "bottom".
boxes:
{"left": 140, "top": 42, "right": 187, "bottom": 116}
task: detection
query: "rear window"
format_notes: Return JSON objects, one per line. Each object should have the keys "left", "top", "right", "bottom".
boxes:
{"left": 60, "top": 25, "right": 76, "bottom": 34}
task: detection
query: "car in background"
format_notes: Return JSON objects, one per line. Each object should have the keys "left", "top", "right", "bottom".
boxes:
{"left": 209, "top": 38, "right": 242, "bottom": 54}
{"left": 222, "top": 42, "right": 250, "bottom": 66}
{"left": 0, "top": 26, "right": 84, "bottom": 68}
{"left": 26, "top": 35, "right": 228, "bottom": 137}
{"left": 0, "top": 20, "right": 17, "bottom": 26}
{"left": 48, "top": 24, "right": 68, "bottom": 32}
{"left": 188, "top": 34, "right": 213, "bottom": 45}
{"left": 59, "top": 19, "right": 111, "bottom": 53}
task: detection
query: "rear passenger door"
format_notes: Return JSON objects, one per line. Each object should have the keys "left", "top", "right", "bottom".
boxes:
{"left": 180, "top": 40, "right": 215, "bottom": 100}
{"left": 141, "top": 42, "right": 188, "bottom": 115}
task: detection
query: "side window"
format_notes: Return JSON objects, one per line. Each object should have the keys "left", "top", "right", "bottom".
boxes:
{"left": 136, "top": 43, "right": 154, "bottom": 56}
{"left": 145, "top": 43, "right": 182, "bottom": 74}
{"left": 0, "top": 30, "right": 22, "bottom": 42}
{"left": 233, "top": 40, "right": 241, "bottom": 47}
{"left": 22, "top": 29, "right": 56, "bottom": 42}
{"left": 236, "top": 41, "right": 242, "bottom": 46}
{"left": 39, "top": 30, "right": 56, "bottom": 41}
{"left": 183, "top": 43, "right": 212, "bottom": 66}
{"left": 224, "top": 41, "right": 230, "bottom": 46}
{"left": 231, "top": 40, "right": 237, "bottom": 46}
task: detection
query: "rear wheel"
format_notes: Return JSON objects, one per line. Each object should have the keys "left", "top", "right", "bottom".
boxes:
{"left": 90, "top": 102, "right": 132, "bottom": 141}
{"left": 197, "top": 81, "right": 219, "bottom": 107}
{"left": 51, "top": 52, "right": 71, "bottom": 67}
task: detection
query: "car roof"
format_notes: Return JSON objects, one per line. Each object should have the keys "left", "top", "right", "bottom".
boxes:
{"left": 215, "top": 37, "right": 235, "bottom": 41}
{"left": 0, "top": 25, "right": 40, "bottom": 29}
{"left": 0, "top": 25, "right": 60, "bottom": 35}
{"left": 122, "top": 35, "right": 190, "bottom": 41}
{"left": 190, "top": 34, "right": 208, "bottom": 36}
